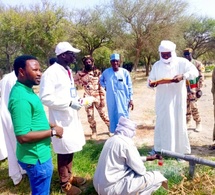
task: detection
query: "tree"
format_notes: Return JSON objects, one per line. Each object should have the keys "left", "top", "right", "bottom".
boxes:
{"left": 0, "top": 6, "right": 26, "bottom": 73}
{"left": 183, "top": 17, "right": 215, "bottom": 61}
{"left": 0, "top": 1, "right": 72, "bottom": 74}
{"left": 20, "top": 1, "right": 71, "bottom": 67}
{"left": 111, "top": 0, "right": 188, "bottom": 75}
{"left": 71, "top": 6, "right": 118, "bottom": 56}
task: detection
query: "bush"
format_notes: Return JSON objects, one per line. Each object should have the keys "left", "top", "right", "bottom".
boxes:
{"left": 205, "top": 64, "right": 215, "bottom": 72}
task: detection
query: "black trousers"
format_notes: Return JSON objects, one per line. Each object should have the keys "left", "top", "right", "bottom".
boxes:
{"left": 57, "top": 153, "right": 74, "bottom": 185}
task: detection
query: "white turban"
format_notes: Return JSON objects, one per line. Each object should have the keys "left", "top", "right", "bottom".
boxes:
{"left": 159, "top": 40, "right": 176, "bottom": 52}
{"left": 158, "top": 40, "right": 177, "bottom": 64}
{"left": 114, "top": 116, "right": 137, "bottom": 138}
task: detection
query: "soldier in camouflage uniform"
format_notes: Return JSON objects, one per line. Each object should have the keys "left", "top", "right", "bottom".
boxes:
{"left": 184, "top": 48, "right": 205, "bottom": 132}
{"left": 74, "top": 55, "right": 109, "bottom": 139}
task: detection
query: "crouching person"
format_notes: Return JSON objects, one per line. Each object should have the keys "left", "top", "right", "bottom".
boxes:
{"left": 93, "top": 116, "right": 167, "bottom": 195}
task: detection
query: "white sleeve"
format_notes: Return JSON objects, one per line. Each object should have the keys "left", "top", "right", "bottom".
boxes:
{"left": 140, "top": 156, "right": 147, "bottom": 162}
{"left": 183, "top": 61, "right": 199, "bottom": 80}
{"left": 125, "top": 144, "right": 146, "bottom": 175}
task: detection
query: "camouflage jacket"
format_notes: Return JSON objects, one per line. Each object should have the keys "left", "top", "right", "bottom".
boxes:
{"left": 187, "top": 59, "right": 205, "bottom": 93}
{"left": 74, "top": 69, "right": 105, "bottom": 100}
{"left": 186, "top": 59, "right": 205, "bottom": 100}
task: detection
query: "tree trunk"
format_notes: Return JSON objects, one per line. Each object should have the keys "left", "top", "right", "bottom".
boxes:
{"left": 145, "top": 56, "right": 152, "bottom": 76}
{"left": 134, "top": 49, "right": 140, "bottom": 71}
{"left": 6, "top": 53, "right": 11, "bottom": 73}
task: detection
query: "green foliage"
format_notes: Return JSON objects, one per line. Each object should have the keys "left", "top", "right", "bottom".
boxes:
{"left": 205, "top": 64, "right": 215, "bottom": 72}
{"left": 72, "top": 7, "right": 115, "bottom": 56}
{"left": 93, "top": 47, "right": 112, "bottom": 70}
{"left": 0, "top": 0, "right": 215, "bottom": 76}
{"left": 183, "top": 17, "right": 215, "bottom": 59}
{"left": 0, "top": 8, "right": 26, "bottom": 72}
{"left": 19, "top": 2, "right": 71, "bottom": 65}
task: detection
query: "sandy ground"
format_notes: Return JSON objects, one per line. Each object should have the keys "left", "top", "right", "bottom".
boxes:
{"left": 76, "top": 71, "right": 215, "bottom": 157}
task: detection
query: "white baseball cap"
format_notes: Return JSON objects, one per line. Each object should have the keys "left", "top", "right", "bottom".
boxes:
{"left": 55, "top": 42, "right": 81, "bottom": 56}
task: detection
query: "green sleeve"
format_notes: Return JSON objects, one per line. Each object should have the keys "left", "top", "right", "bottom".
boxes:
{"left": 10, "top": 99, "right": 32, "bottom": 136}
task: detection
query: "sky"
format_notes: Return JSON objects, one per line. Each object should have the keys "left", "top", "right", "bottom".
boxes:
{"left": 0, "top": 0, "right": 104, "bottom": 9}
{"left": 0, "top": 0, "right": 215, "bottom": 19}
{"left": 187, "top": 0, "right": 215, "bottom": 19}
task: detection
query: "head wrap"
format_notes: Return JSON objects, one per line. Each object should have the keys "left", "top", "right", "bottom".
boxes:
{"left": 114, "top": 116, "right": 137, "bottom": 138}
{"left": 183, "top": 48, "right": 193, "bottom": 61}
{"left": 82, "top": 55, "right": 94, "bottom": 64}
{"left": 184, "top": 48, "right": 193, "bottom": 53}
{"left": 82, "top": 55, "right": 94, "bottom": 71}
{"left": 159, "top": 40, "right": 176, "bottom": 52}
{"left": 158, "top": 40, "right": 177, "bottom": 64}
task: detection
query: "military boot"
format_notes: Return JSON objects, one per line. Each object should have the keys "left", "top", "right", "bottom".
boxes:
{"left": 195, "top": 122, "right": 202, "bottom": 132}
{"left": 69, "top": 176, "right": 86, "bottom": 187}
{"left": 91, "top": 127, "right": 97, "bottom": 139}
{"left": 186, "top": 119, "right": 192, "bottom": 128}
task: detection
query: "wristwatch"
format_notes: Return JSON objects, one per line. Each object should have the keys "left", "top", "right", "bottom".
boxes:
{"left": 51, "top": 128, "right": 57, "bottom": 137}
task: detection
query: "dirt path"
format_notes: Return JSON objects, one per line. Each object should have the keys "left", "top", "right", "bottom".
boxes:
{"left": 77, "top": 72, "right": 214, "bottom": 157}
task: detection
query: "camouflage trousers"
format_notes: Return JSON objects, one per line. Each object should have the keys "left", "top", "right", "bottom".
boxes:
{"left": 85, "top": 101, "right": 109, "bottom": 133}
{"left": 186, "top": 99, "right": 201, "bottom": 123}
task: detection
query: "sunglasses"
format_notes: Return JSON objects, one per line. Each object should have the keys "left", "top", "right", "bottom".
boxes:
{"left": 65, "top": 52, "right": 75, "bottom": 57}
{"left": 184, "top": 52, "right": 191, "bottom": 56}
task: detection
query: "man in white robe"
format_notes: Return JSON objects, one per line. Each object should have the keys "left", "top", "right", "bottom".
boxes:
{"left": 0, "top": 79, "right": 7, "bottom": 160}
{"left": 0, "top": 71, "right": 26, "bottom": 185}
{"left": 148, "top": 40, "right": 199, "bottom": 154}
{"left": 93, "top": 116, "right": 167, "bottom": 195}
{"left": 0, "top": 114, "right": 7, "bottom": 161}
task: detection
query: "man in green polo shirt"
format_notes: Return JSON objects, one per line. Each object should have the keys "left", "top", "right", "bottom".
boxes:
{"left": 8, "top": 55, "right": 63, "bottom": 195}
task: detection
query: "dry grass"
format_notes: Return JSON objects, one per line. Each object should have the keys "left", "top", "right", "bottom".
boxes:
{"left": 169, "top": 173, "right": 215, "bottom": 195}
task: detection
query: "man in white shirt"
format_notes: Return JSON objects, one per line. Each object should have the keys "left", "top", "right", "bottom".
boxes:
{"left": 39, "top": 42, "right": 87, "bottom": 195}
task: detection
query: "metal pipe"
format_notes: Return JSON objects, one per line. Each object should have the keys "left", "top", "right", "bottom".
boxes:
{"left": 161, "top": 149, "right": 215, "bottom": 178}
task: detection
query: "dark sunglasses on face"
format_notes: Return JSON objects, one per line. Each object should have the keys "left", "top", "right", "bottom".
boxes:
{"left": 66, "top": 52, "right": 75, "bottom": 57}
{"left": 184, "top": 52, "right": 191, "bottom": 56}
{"left": 161, "top": 52, "right": 171, "bottom": 59}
